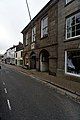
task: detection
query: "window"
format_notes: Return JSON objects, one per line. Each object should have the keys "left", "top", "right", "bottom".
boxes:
{"left": 41, "top": 16, "right": 48, "bottom": 38}
{"left": 16, "top": 53, "right": 17, "bottom": 58}
{"left": 66, "top": 0, "right": 72, "bottom": 4}
{"left": 21, "top": 51, "right": 23, "bottom": 57}
{"left": 65, "top": 50, "right": 80, "bottom": 77}
{"left": 26, "top": 33, "right": 28, "bottom": 45}
{"left": 32, "top": 26, "right": 36, "bottom": 42}
{"left": 66, "top": 12, "right": 80, "bottom": 39}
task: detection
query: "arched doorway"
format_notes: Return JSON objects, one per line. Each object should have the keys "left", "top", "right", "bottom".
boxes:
{"left": 39, "top": 49, "right": 49, "bottom": 72}
{"left": 30, "top": 52, "right": 36, "bottom": 69}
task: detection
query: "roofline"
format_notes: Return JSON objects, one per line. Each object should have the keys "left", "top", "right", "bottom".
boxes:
{"left": 6, "top": 46, "right": 16, "bottom": 51}
{"left": 16, "top": 49, "right": 23, "bottom": 52}
{"left": 21, "top": 0, "right": 58, "bottom": 34}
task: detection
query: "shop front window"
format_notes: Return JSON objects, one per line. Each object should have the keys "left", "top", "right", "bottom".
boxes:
{"left": 65, "top": 50, "right": 80, "bottom": 76}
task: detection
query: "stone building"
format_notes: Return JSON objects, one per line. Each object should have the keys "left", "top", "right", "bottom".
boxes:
{"left": 22, "top": 0, "right": 80, "bottom": 80}
{"left": 57, "top": 0, "right": 80, "bottom": 80}
{"left": 21, "top": 0, "right": 58, "bottom": 75}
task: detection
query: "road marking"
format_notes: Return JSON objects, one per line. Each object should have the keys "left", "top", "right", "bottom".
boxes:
{"left": 7, "top": 99, "right": 11, "bottom": 110}
{"left": 3, "top": 82, "right": 5, "bottom": 85}
{"left": 4, "top": 88, "right": 7, "bottom": 94}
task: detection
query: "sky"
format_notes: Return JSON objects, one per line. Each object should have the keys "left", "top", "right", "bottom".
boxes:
{"left": 0, "top": 0, "right": 49, "bottom": 54}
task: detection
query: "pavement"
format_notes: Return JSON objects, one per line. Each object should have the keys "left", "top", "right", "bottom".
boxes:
{"left": 2, "top": 63, "right": 80, "bottom": 103}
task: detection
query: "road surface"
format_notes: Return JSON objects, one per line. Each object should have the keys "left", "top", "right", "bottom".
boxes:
{"left": 0, "top": 64, "right": 80, "bottom": 120}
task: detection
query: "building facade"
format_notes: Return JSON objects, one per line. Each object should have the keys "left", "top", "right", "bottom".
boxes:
{"left": 4, "top": 46, "right": 16, "bottom": 65}
{"left": 4, "top": 42, "right": 23, "bottom": 66}
{"left": 22, "top": 0, "right": 58, "bottom": 75}
{"left": 22, "top": 0, "right": 80, "bottom": 81}
{"left": 15, "top": 42, "right": 23, "bottom": 66}
{"left": 57, "top": 0, "right": 80, "bottom": 80}
{"left": 3, "top": 52, "right": 7, "bottom": 63}
{"left": 0, "top": 54, "right": 3, "bottom": 63}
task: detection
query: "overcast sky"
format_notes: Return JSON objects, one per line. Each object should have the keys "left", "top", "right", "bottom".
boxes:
{"left": 0, "top": 0, "right": 49, "bottom": 54}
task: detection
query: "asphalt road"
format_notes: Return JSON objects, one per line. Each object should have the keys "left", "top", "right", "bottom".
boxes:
{"left": 0, "top": 64, "right": 80, "bottom": 120}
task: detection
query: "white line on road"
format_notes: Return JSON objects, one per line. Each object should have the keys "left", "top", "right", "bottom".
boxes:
{"left": 3, "top": 82, "right": 5, "bottom": 85}
{"left": 4, "top": 88, "right": 7, "bottom": 94}
{"left": 7, "top": 99, "right": 11, "bottom": 111}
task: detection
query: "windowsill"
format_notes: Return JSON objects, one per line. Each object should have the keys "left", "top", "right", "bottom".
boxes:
{"left": 25, "top": 44, "right": 28, "bottom": 46}
{"left": 30, "top": 41, "right": 36, "bottom": 44}
{"left": 64, "top": 35, "right": 80, "bottom": 42}
{"left": 65, "top": 0, "right": 74, "bottom": 7}
{"left": 65, "top": 72, "right": 80, "bottom": 77}
{"left": 41, "top": 35, "right": 48, "bottom": 40}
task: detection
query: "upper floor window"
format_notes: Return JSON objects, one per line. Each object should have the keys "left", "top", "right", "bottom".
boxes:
{"left": 16, "top": 53, "right": 17, "bottom": 58}
{"left": 66, "top": 0, "right": 72, "bottom": 4}
{"left": 32, "top": 26, "right": 36, "bottom": 42}
{"left": 66, "top": 12, "right": 80, "bottom": 39}
{"left": 26, "top": 33, "right": 28, "bottom": 45}
{"left": 41, "top": 16, "right": 48, "bottom": 38}
{"left": 21, "top": 51, "right": 23, "bottom": 57}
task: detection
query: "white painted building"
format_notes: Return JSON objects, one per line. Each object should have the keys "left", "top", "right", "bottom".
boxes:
{"left": 15, "top": 50, "right": 23, "bottom": 66}
{"left": 15, "top": 42, "right": 23, "bottom": 66}
{"left": 3, "top": 42, "right": 23, "bottom": 66}
{"left": 4, "top": 46, "right": 16, "bottom": 64}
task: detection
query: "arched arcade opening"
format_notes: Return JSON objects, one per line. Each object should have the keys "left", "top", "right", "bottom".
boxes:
{"left": 39, "top": 49, "right": 49, "bottom": 72}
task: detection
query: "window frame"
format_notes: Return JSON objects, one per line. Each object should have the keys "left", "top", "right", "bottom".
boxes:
{"left": 66, "top": 0, "right": 72, "bottom": 4}
{"left": 26, "top": 33, "right": 28, "bottom": 45}
{"left": 21, "top": 51, "right": 23, "bottom": 57}
{"left": 66, "top": 12, "right": 80, "bottom": 40}
{"left": 41, "top": 16, "right": 48, "bottom": 38}
{"left": 32, "top": 26, "right": 36, "bottom": 43}
{"left": 16, "top": 53, "right": 17, "bottom": 58}
{"left": 65, "top": 50, "right": 80, "bottom": 77}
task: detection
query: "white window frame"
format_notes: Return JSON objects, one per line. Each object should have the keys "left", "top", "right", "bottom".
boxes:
{"left": 32, "top": 26, "right": 36, "bottom": 42}
{"left": 41, "top": 16, "right": 48, "bottom": 38}
{"left": 26, "top": 33, "right": 28, "bottom": 45}
{"left": 21, "top": 51, "right": 23, "bottom": 57}
{"left": 65, "top": 51, "right": 80, "bottom": 77}
{"left": 66, "top": 0, "right": 72, "bottom": 4}
{"left": 66, "top": 12, "right": 80, "bottom": 40}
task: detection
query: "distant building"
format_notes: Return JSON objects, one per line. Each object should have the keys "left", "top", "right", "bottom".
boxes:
{"left": 15, "top": 42, "right": 23, "bottom": 66}
{"left": 3, "top": 52, "right": 7, "bottom": 63}
{"left": 4, "top": 46, "right": 16, "bottom": 65}
{"left": 0, "top": 54, "right": 3, "bottom": 62}
{"left": 3, "top": 42, "right": 23, "bottom": 66}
